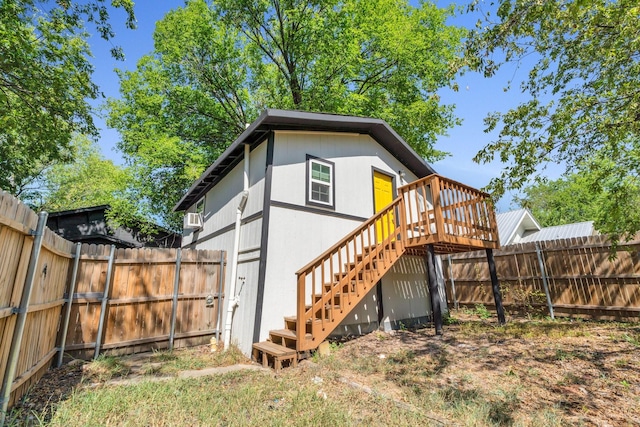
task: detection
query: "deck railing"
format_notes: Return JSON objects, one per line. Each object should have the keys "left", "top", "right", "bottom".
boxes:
{"left": 295, "top": 174, "right": 499, "bottom": 350}
{"left": 399, "top": 175, "right": 500, "bottom": 250}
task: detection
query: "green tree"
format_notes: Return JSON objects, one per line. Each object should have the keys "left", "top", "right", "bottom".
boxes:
{"left": 0, "top": 0, "right": 134, "bottom": 195}
{"left": 107, "top": 0, "right": 464, "bottom": 228}
{"left": 26, "top": 134, "right": 154, "bottom": 231}
{"left": 466, "top": 0, "right": 640, "bottom": 241}
{"left": 514, "top": 173, "right": 600, "bottom": 227}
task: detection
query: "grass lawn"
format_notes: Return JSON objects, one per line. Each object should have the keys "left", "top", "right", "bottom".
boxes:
{"left": 7, "top": 311, "right": 640, "bottom": 426}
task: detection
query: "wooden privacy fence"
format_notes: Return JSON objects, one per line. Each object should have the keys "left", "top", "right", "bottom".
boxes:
{"left": 63, "top": 245, "right": 225, "bottom": 360}
{"left": 444, "top": 235, "right": 640, "bottom": 320}
{"left": 0, "top": 192, "right": 75, "bottom": 415}
{"left": 0, "top": 190, "right": 225, "bottom": 419}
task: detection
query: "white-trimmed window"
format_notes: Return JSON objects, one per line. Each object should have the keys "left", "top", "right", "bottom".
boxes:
{"left": 195, "top": 197, "right": 205, "bottom": 214}
{"left": 306, "top": 155, "right": 335, "bottom": 209}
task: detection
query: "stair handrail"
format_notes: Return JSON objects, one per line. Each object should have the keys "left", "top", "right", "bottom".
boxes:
{"left": 397, "top": 173, "right": 491, "bottom": 197}
{"left": 296, "top": 196, "right": 405, "bottom": 349}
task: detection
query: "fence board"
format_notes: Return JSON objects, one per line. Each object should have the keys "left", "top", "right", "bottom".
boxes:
{"left": 0, "top": 192, "right": 38, "bottom": 411}
{"left": 61, "top": 247, "right": 225, "bottom": 358}
{"left": 445, "top": 235, "right": 640, "bottom": 320}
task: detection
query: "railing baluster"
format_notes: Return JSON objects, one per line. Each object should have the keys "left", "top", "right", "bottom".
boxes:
{"left": 359, "top": 231, "right": 365, "bottom": 296}
{"left": 329, "top": 249, "right": 342, "bottom": 322}
{"left": 405, "top": 188, "right": 420, "bottom": 241}
{"left": 451, "top": 184, "right": 462, "bottom": 235}
{"left": 430, "top": 176, "right": 444, "bottom": 240}
{"left": 297, "top": 270, "right": 305, "bottom": 350}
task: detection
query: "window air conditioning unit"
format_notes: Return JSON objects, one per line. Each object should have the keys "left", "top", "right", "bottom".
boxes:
{"left": 185, "top": 212, "right": 203, "bottom": 229}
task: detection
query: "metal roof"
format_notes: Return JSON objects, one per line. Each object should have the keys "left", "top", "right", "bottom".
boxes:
{"left": 496, "top": 209, "right": 541, "bottom": 245}
{"left": 519, "top": 221, "right": 595, "bottom": 243}
{"left": 497, "top": 209, "right": 596, "bottom": 245}
{"left": 173, "top": 109, "right": 437, "bottom": 212}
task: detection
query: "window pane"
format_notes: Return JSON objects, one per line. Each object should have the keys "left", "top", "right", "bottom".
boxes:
{"left": 311, "top": 182, "right": 330, "bottom": 203}
{"left": 311, "top": 162, "right": 331, "bottom": 183}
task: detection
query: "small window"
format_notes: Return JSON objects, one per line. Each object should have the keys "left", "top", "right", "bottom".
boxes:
{"left": 195, "top": 197, "right": 205, "bottom": 214}
{"left": 306, "top": 156, "right": 335, "bottom": 209}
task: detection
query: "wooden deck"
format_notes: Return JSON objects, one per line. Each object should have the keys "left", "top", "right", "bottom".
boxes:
{"left": 252, "top": 174, "right": 499, "bottom": 367}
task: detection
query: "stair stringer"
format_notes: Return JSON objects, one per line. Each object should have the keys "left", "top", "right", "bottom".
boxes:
{"left": 297, "top": 238, "right": 407, "bottom": 351}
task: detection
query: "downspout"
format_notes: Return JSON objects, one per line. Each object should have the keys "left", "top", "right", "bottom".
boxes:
{"left": 223, "top": 143, "right": 250, "bottom": 350}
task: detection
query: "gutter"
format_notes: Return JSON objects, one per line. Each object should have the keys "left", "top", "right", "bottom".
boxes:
{"left": 223, "top": 143, "right": 250, "bottom": 350}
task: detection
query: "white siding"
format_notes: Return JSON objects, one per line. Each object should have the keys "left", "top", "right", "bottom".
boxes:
{"left": 332, "top": 255, "right": 433, "bottom": 336}
{"left": 257, "top": 131, "right": 425, "bottom": 341}
{"left": 182, "top": 141, "right": 267, "bottom": 247}
{"left": 271, "top": 131, "right": 419, "bottom": 217}
{"left": 181, "top": 140, "right": 268, "bottom": 354}
{"left": 380, "top": 256, "right": 431, "bottom": 329}
{"left": 258, "top": 206, "right": 363, "bottom": 340}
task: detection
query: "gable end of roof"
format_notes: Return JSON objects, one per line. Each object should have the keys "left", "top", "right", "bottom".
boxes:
{"left": 173, "top": 109, "right": 436, "bottom": 212}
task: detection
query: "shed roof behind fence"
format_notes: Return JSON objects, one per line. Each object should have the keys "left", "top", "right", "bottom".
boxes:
{"left": 519, "top": 221, "right": 596, "bottom": 243}
{"left": 496, "top": 209, "right": 541, "bottom": 245}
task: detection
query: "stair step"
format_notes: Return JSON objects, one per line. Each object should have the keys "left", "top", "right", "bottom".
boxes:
{"left": 270, "top": 329, "right": 296, "bottom": 340}
{"left": 284, "top": 316, "right": 325, "bottom": 331}
{"left": 313, "top": 292, "right": 347, "bottom": 303}
{"left": 252, "top": 341, "right": 297, "bottom": 372}
{"left": 363, "top": 242, "right": 396, "bottom": 254}
{"left": 334, "top": 270, "right": 372, "bottom": 282}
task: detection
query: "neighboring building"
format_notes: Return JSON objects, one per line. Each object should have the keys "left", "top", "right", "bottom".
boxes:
{"left": 496, "top": 208, "right": 596, "bottom": 245}
{"left": 174, "top": 109, "right": 498, "bottom": 357}
{"left": 47, "top": 205, "right": 181, "bottom": 249}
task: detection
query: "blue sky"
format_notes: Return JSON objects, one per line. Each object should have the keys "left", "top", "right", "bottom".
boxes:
{"left": 87, "top": 0, "right": 562, "bottom": 212}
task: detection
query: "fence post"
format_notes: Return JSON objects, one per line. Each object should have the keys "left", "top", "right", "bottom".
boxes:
{"left": 535, "top": 243, "right": 555, "bottom": 320}
{"left": 447, "top": 255, "right": 458, "bottom": 310}
{"left": 169, "top": 248, "right": 182, "bottom": 350}
{"left": 57, "top": 242, "right": 82, "bottom": 367}
{"left": 0, "top": 211, "right": 48, "bottom": 425}
{"left": 216, "top": 251, "right": 226, "bottom": 342}
{"left": 94, "top": 245, "right": 116, "bottom": 359}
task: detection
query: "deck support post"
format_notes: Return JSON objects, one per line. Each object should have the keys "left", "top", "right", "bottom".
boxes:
{"left": 486, "top": 248, "right": 506, "bottom": 325}
{"left": 426, "top": 244, "right": 443, "bottom": 335}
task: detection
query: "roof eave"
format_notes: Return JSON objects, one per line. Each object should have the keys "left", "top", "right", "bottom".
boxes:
{"left": 173, "top": 109, "right": 435, "bottom": 212}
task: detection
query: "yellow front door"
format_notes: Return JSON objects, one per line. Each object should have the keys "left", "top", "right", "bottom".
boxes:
{"left": 373, "top": 171, "right": 395, "bottom": 243}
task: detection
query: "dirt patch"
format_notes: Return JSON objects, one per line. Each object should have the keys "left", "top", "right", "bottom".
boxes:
{"left": 324, "top": 314, "right": 640, "bottom": 426}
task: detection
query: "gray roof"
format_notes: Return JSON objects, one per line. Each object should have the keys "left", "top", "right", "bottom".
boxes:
{"left": 519, "top": 221, "right": 595, "bottom": 243}
{"left": 496, "top": 209, "right": 541, "bottom": 245}
{"left": 174, "top": 109, "right": 437, "bottom": 211}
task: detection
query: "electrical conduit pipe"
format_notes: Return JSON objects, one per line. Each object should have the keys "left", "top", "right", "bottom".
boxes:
{"left": 223, "top": 143, "right": 250, "bottom": 350}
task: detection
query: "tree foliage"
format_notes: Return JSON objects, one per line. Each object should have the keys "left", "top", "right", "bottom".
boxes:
{"left": 466, "top": 0, "right": 640, "bottom": 241}
{"left": 28, "top": 134, "right": 129, "bottom": 210}
{"left": 514, "top": 173, "right": 599, "bottom": 228}
{"left": 107, "top": 0, "right": 464, "bottom": 228}
{"left": 25, "top": 134, "right": 156, "bottom": 232}
{"left": 0, "top": 0, "right": 134, "bottom": 195}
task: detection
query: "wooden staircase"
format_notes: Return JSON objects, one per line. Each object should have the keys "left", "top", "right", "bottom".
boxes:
{"left": 252, "top": 174, "right": 500, "bottom": 370}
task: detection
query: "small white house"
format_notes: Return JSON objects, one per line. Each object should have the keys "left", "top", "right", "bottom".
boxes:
{"left": 175, "top": 110, "right": 442, "bottom": 355}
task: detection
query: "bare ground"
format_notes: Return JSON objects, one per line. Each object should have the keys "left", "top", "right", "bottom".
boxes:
{"left": 327, "top": 314, "right": 640, "bottom": 426}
